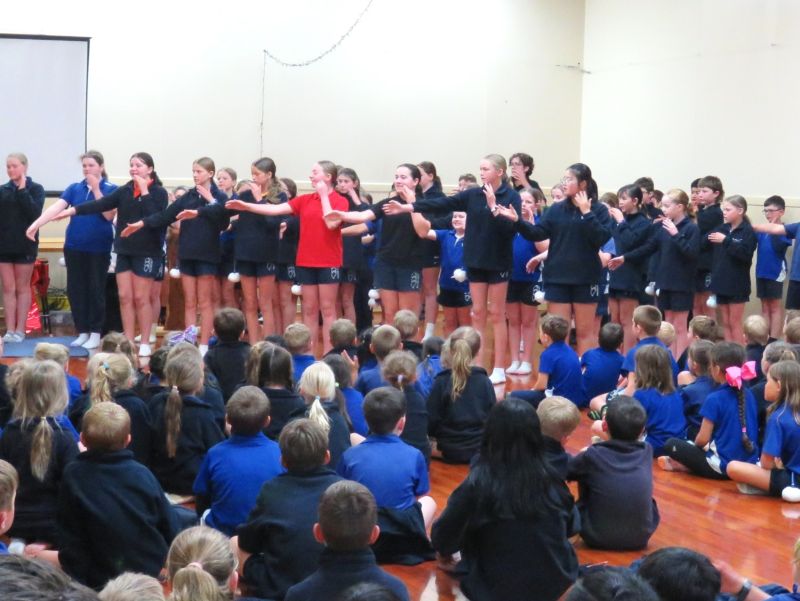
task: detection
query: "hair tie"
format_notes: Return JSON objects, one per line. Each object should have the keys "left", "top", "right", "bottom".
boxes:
{"left": 187, "top": 561, "right": 203, "bottom": 570}
{"left": 397, "top": 374, "right": 404, "bottom": 384}
{"left": 314, "top": 395, "right": 320, "bottom": 403}
{"left": 725, "top": 361, "right": 757, "bottom": 389}
{"left": 334, "top": 382, "right": 339, "bottom": 388}
{"left": 102, "top": 362, "right": 109, "bottom": 370}
{"left": 171, "top": 385, "right": 179, "bottom": 393}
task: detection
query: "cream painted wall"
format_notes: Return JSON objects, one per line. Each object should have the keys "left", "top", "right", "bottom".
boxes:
{"left": 4, "top": 0, "right": 585, "bottom": 192}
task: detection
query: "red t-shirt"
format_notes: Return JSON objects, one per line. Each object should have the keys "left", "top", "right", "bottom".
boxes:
{"left": 288, "top": 190, "right": 348, "bottom": 268}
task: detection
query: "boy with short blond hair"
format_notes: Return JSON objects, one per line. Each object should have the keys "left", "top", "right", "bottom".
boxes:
{"left": 355, "top": 325, "right": 403, "bottom": 396}
{"left": 285, "top": 323, "right": 315, "bottom": 382}
{"left": 537, "top": 396, "right": 580, "bottom": 479}
{"left": 0, "top": 460, "right": 18, "bottom": 554}
{"left": 325, "top": 318, "right": 358, "bottom": 360}
{"left": 393, "top": 310, "right": 423, "bottom": 361}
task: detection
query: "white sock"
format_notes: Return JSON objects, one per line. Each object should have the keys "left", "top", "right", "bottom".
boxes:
{"left": 199, "top": 344, "right": 209, "bottom": 357}
{"left": 82, "top": 332, "right": 101, "bottom": 349}
{"left": 423, "top": 322, "right": 436, "bottom": 339}
{"left": 71, "top": 333, "right": 89, "bottom": 347}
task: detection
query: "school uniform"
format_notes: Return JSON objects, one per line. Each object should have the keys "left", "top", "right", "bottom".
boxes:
{"left": 511, "top": 341, "right": 584, "bottom": 408}
{"left": 653, "top": 216, "right": 701, "bottom": 312}
{"left": 342, "top": 386, "right": 367, "bottom": 436}
{"left": 338, "top": 434, "right": 434, "bottom": 565}
{"left": 427, "top": 367, "right": 495, "bottom": 463}
{"left": 0, "top": 418, "right": 79, "bottom": 543}
{"left": 544, "top": 435, "right": 571, "bottom": 480}
{"left": 61, "top": 178, "right": 118, "bottom": 333}
{"left": 284, "top": 547, "right": 410, "bottom": 601}
{"left": 402, "top": 339, "right": 423, "bottom": 361}
{"left": 276, "top": 213, "right": 299, "bottom": 283}
{"left": 148, "top": 393, "right": 226, "bottom": 495}
{"left": 0, "top": 541, "right": 7, "bottom": 554}
{"left": 515, "top": 199, "right": 613, "bottom": 304}
{"left": 762, "top": 403, "right": 800, "bottom": 496}
{"left": 57, "top": 448, "right": 179, "bottom": 589}
{"left": 400, "top": 387, "right": 431, "bottom": 462}
{"left": 419, "top": 183, "right": 448, "bottom": 269}
{"left": 288, "top": 191, "right": 348, "bottom": 284}
{"left": 203, "top": 340, "right": 251, "bottom": 402}
{"left": 193, "top": 432, "right": 285, "bottom": 536}
{"left": 414, "top": 183, "right": 522, "bottom": 281}
{"left": 506, "top": 227, "right": 542, "bottom": 306}
{"left": 229, "top": 190, "right": 286, "bottom": 277}
{"left": 292, "top": 353, "right": 315, "bottom": 384}
{"left": 416, "top": 354, "right": 443, "bottom": 399}
{"left": 238, "top": 466, "right": 343, "bottom": 601}
{"left": 341, "top": 195, "right": 370, "bottom": 282}
{"left": 609, "top": 212, "right": 653, "bottom": 298}
{"left": 261, "top": 387, "right": 306, "bottom": 441}
{"left": 309, "top": 401, "right": 351, "bottom": 468}
{"left": 746, "top": 342, "right": 767, "bottom": 383}
{"left": 709, "top": 221, "right": 757, "bottom": 303}
{"left": 218, "top": 192, "right": 236, "bottom": 277}
{"left": 633, "top": 388, "right": 687, "bottom": 456}
{"left": 581, "top": 347, "right": 624, "bottom": 402}
{"left": 0, "top": 364, "right": 10, "bottom": 429}
{"left": 434, "top": 229, "right": 471, "bottom": 307}
{"left": 432, "top": 474, "right": 578, "bottom": 601}
{"left": 514, "top": 177, "right": 542, "bottom": 192}
{"left": 622, "top": 336, "right": 679, "bottom": 381}
{"left": 112, "top": 389, "right": 153, "bottom": 465}
{"left": 567, "top": 439, "right": 659, "bottom": 550}
{"left": 73, "top": 181, "right": 169, "bottom": 278}
{"left": 680, "top": 375, "right": 716, "bottom": 440}
{"left": 756, "top": 229, "right": 791, "bottom": 299}
{"left": 368, "top": 198, "right": 427, "bottom": 292}
{"left": 696, "top": 203, "right": 724, "bottom": 293}
{"left": 0, "top": 177, "right": 45, "bottom": 262}
{"left": 354, "top": 365, "right": 384, "bottom": 396}
{"left": 145, "top": 385, "right": 225, "bottom": 432}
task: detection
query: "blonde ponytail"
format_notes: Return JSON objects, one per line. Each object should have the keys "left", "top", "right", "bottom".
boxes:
{"left": 167, "top": 526, "right": 235, "bottom": 601}
{"left": 447, "top": 327, "right": 481, "bottom": 400}
{"left": 30, "top": 418, "right": 54, "bottom": 481}
{"left": 164, "top": 353, "right": 204, "bottom": 459}
{"left": 299, "top": 362, "right": 336, "bottom": 436}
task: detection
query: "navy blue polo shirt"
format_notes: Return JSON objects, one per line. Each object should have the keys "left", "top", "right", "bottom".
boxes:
{"left": 763, "top": 403, "right": 800, "bottom": 473}
{"left": 581, "top": 347, "right": 624, "bottom": 400}
{"left": 700, "top": 384, "right": 759, "bottom": 472}
{"left": 539, "top": 341, "right": 584, "bottom": 406}
{"left": 293, "top": 354, "right": 316, "bottom": 384}
{"left": 61, "top": 179, "right": 118, "bottom": 253}
{"left": 622, "top": 337, "right": 679, "bottom": 380}
{"left": 634, "top": 388, "right": 687, "bottom": 452}
{"left": 434, "top": 229, "right": 469, "bottom": 292}
{"left": 193, "top": 433, "right": 284, "bottom": 536}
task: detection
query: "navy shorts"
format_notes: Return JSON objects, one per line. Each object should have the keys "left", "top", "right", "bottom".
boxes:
{"left": 116, "top": 254, "right": 164, "bottom": 280}
{"left": 466, "top": 267, "right": 510, "bottom": 285}
{"left": 295, "top": 266, "right": 341, "bottom": 285}
{"left": 277, "top": 264, "right": 296, "bottom": 283}
{"left": 437, "top": 287, "right": 472, "bottom": 308}
{"left": 769, "top": 468, "right": 796, "bottom": 497}
{"left": 218, "top": 243, "right": 235, "bottom": 278}
{"left": 596, "top": 287, "right": 609, "bottom": 317}
{"left": 179, "top": 259, "right": 218, "bottom": 277}
{"left": 237, "top": 260, "right": 276, "bottom": 278}
{"left": 715, "top": 293, "right": 749, "bottom": 305}
{"left": 421, "top": 254, "right": 441, "bottom": 268}
{"left": 656, "top": 289, "right": 693, "bottom": 312}
{"left": 545, "top": 282, "right": 600, "bottom": 304}
{"left": 340, "top": 268, "right": 359, "bottom": 284}
{"left": 756, "top": 278, "right": 784, "bottom": 300}
{"left": 609, "top": 288, "right": 641, "bottom": 300}
{"left": 0, "top": 253, "right": 36, "bottom": 264}
{"left": 374, "top": 259, "right": 421, "bottom": 292}
{"left": 506, "top": 280, "right": 540, "bottom": 306}
{"left": 154, "top": 255, "right": 166, "bottom": 282}
{"left": 787, "top": 281, "right": 800, "bottom": 310}
{"left": 694, "top": 270, "right": 712, "bottom": 293}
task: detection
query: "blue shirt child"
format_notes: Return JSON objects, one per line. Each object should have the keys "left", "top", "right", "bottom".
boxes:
{"left": 634, "top": 388, "right": 687, "bottom": 455}
{"left": 581, "top": 347, "right": 624, "bottom": 401}
{"left": 539, "top": 341, "right": 585, "bottom": 407}
{"left": 434, "top": 230, "right": 469, "bottom": 293}
{"left": 622, "top": 336, "right": 679, "bottom": 381}
{"left": 700, "top": 384, "right": 759, "bottom": 473}
{"left": 763, "top": 403, "right": 800, "bottom": 474}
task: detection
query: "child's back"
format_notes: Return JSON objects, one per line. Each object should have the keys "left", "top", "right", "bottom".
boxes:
{"left": 680, "top": 375, "right": 716, "bottom": 440}
{"left": 581, "top": 346, "right": 624, "bottom": 402}
{"left": 204, "top": 339, "right": 251, "bottom": 402}
{"left": 261, "top": 386, "right": 305, "bottom": 440}
{"left": 541, "top": 341, "right": 585, "bottom": 407}
{"left": 342, "top": 386, "right": 367, "bottom": 437}
{"left": 702, "top": 384, "right": 760, "bottom": 471}
{"left": 416, "top": 354, "right": 442, "bottom": 399}
{"left": 400, "top": 387, "right": 431, "bottom": 462}
{"left": 634, "top": 388, "right": 687, "bottom": 456}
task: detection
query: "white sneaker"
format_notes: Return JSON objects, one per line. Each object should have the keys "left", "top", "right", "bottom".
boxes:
{"left": 516, "top": 361, "right": 533, "bottom": 375}
{"left": 13, "top": 332, "right": 24, "bottom": 343}
{"left": 782, "top": 486, "right": 800, "bottom": 503}
{"left": 199, "top": 344, "right": 208, "bottom": 357}
{"left": 422, "top": 322, "right": 436, "bottom": 342}
{"left": 134, "top": 326, "right": 157, "bottom": 344}
{"left": 505, "top": 361, "right": 520, "bottom": 375}
{"left": 489, "top": 367, "right": 506, "bottom": 385}
{"left": 82, "top": 332, "right": 101, "bottom": 350}
{"left": 2, "top": 332, "right": 14, "bottom": 343}
{"left": 736, "top": 483, "right": 768, "bottom": 496}
{"left": 138, "top": 343, "right": 152, "bottom": 357}
{"left": 71, "top": 333, "right": 89, "bottom": 347}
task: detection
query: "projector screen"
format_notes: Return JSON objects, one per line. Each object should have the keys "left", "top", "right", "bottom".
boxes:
{"left": 0, "top": 34, "right": 89, "bottom": 194}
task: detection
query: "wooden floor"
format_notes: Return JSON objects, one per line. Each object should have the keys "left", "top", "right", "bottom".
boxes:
{"left": 14, "top": 319, "right": 798, "bottom": 599}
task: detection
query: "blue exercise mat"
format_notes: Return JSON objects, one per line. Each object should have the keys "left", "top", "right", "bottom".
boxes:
{"left": 3, "top": 336, "right": 90, "bottom": 358}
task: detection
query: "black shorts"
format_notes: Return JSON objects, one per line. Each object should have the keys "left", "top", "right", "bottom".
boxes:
{"left": 466, "top": 267, "right": 510, "bottom": 284}
{"left": 154, "top": 255, "right": 166, "bottom": 282}
{"left": 237, "top": 260, "right": 276, "bottom": 278}
{"left": 437, "top": 287, "right": 472, "bottom": 308}
{"left": 116, "top": 254, "right": 164, "bottom": 280}
{"left": 340, "top": 268, "right": 359, "bottom": 284}
{"left": 769, "top": 468, "right": 795, "bottom": 497}
{"left": 277, "top": 264, "right": 296, "bottom": 283}
{"left": 656, "top": 289, "right": 693, "bottom": 313}
{"left": 545, "top": 282, "right": 600, "bottom": 304}
{"left": 715, "top": 293, "right": 749, "bottom": 305}
{"left": 0, "top": 253, "right": 36, "bottom": 264}
{"left": 608, "top": 288, "right": 641, "bottom": 300}
{"left": 374, "top": 259, "right": 421, "bottom": 292}
{"left": 694, "top": 270, "right": 712, "bottom": 293}
{"left": 295, "top": 266, "right": 341, "bottom": 285}
{"left": 218, "top": 239, "right": 235, "bottom": 277}
{"left": 596, "top": 286, "right": 609, "bottom": 317}
{"left": 756, "top": 278, "right": 784, "bottom": 300}
{"left": 506, "top": 280, "right": 540, "bottom": 306}
{"left": 179, "top": 259, "right": 218, "bottom": 277}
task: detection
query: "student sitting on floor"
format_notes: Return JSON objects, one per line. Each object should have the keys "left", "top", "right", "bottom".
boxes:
{"left": 355, "top": 325, "right": 403, "bottom": 397}
{"left": 416, "top": 336, "right": 444, "bottom": 399}
{"left": 569, "top": 395, "right": 660, "bottom": 550}
{"left": 394, "top": 310, "right": 423, "bottom": 362}
{"left": 0, "top": 460, "right": 18, "bottom": 554}
{"left": 324, "top": 318, "right": 359, "bottom": 361}
{"left": 324, "top": 354, "right": 368, "bottom": 438}
{"left": 203, "top": 308, "right": 251, "bottom": 403}
{"left": 286, "top": 323, "right": 315, "bottom": 384}
{"left": 680, "top": 340, "right": 717, "bottom": 441}
{"left": 254, "top": 343, "right": 305, "bottom": 441}
{"left": 337, "top": 387, "right": 435, "bottom": 565}
{"left": 284, "top": 481, "right": 410, "bottom": 601}
{"left": 381, "top": 352, "right": 431, "bottom": 462}
{"left": 509, "top": 314, "right": 584, "bottom": 408}
{"left": 193, "top": 386, "right": 284, "bottom": 536}
{"left": 581, "top": 322, "right": 624, "bottom": 403}
{"left": 744, "top": 314, "right": 770, "bottom": 384}
{"left": 537, "top": 396, "right": 580, "bottom": 480}
{"left": 300, "top": 362, "right": 351, "bottom": 468}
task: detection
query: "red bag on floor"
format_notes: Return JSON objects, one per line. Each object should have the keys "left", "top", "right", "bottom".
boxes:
{"left": 25, "top": 295, "right": 40, "bottom": 334}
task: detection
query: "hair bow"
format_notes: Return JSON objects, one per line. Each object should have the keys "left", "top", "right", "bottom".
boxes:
{"left": 725, "top": 361, "right": 757, "bottom": 389}
{"left": 167, "top": 326, "right": 198, "bottom": 346}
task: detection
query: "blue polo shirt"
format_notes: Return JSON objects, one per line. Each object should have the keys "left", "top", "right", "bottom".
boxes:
{"left": 763, "top": 403, "right": 800, "bottom": 473}
{"left": 355, "top": 366, "right": 425, "bottom": 398}
{"left": 434, "top": 230, "right": 469, "bottom": 293}
{"left": 581, "top": 347, "right": 623, "bottom": 401}
{"left": 539, "top": 341, "right": 584, "bottom": 407}
{"left": 622, "top": 336, "right": 679, "bottom": 380}
{"left": 700, "top": 384, "right": 759, "bottom": 472}
{"left": 293, "top": 354, "right": 316, "bottom": 384}
{"left": 61, "top": 179, "right": 118, "bottom": 253}
{"left": 193, "top": 433, "right": 285, "bottom": 535}
{"left": 511, "top": 232, "right": 540, "bottom": 283}
{"left": 680, "top": 376, "right": 717, "bottom": 431}
{"left": 0, "top": 541, "right": 7, "bottom": 554}
{"left": 337, "top": 434, "right": 429, "bottom": 510}
{"left": 756, "top": 232, "right": 791, "bottom": 280}
{"left": 634, "top": 388, "right": 687, "bottom": 453}
{"left": 342, "top": 387, "right": 367, "bottom": 436}
{"left": 783, "top": 223, "right": 800, "bottom": 282}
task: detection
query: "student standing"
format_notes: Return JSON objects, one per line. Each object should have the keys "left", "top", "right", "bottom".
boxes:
{"left": 755, "top": 195, "right": 791, "bottom": 340}
{"left": 694, "top": 175, "right": 725, "bottom": 317}
{"left": 0, "top": 153, "right": 45, "bottom": 342}
{"left": 27, "top": 151, "right": 117, "bottom": 349}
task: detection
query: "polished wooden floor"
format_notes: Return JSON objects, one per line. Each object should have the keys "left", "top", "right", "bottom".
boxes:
{"left": 14, "top": 320, "right": 799, "bottom": 599}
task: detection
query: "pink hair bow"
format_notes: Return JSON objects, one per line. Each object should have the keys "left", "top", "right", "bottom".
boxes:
{"left": 167, "top": 325, "right": 198, "bottom": 347}
{"left": 725, "top": 361, "right": 757, "bottom": 389}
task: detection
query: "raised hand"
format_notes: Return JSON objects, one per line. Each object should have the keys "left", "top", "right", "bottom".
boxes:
{"left": 661, "top": 218, "right": 678, "bottom": 236}
{"left": 608, "top": 207, "right": 624, "bottom": 223}
{"left": 573, "top": 190, "right": 590, "bottom": 214}
{"left": 494, "top": 203, "right": 519, "bottom": 222}
{"left": 120, "top": 221, "right": 145, "bottom": 238}
{"left": 85, "top": 173, "right": 100, "bottom": 191}
{"left": 226, "top": 199, "right": 248, "bottom": 211}
{"left": 708, "top": 232, "right": 726, "bottom": 244}
{"left": 314, "top": 180, "right": 328, "bottom": 196}
{"left": 133, "top": 175, "right": 150, "bottom": 194}
{"left": 483, "top": 182, "right": 496, "bottom": 210}
{"left": 196, "top": 185, "right": 214, "bottom": 202}
{"left": 249, "top": 182, "right": 261, "bottom": 200}
{"left": 176, "top": 209, "right": 199, "bottom": 221}
{"left": 382, "top": 200, "right": 411, "bottom": 216}
{"left": 396, "top": 184, "right": 416, "bottom": 203}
